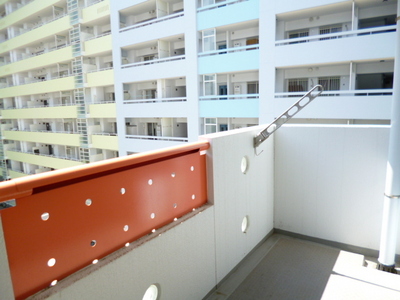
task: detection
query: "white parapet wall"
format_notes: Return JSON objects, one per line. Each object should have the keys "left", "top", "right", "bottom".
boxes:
{"left": 17, "top": 126, "right": 274, "bottom": 299}
{"left": 274, "top": 124, "right": 393, "bottom": 252}
{"left": 201, "top": 125, "right": 275, "bottom": 283}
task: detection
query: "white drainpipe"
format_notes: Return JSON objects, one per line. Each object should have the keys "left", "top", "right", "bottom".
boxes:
{"left": 377, "top": 4, "right": 400, "bottom": 272}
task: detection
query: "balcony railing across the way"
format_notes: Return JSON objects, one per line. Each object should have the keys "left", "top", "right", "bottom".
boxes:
{"left": 276, "top": 25, "right": 396, "bottom": 46}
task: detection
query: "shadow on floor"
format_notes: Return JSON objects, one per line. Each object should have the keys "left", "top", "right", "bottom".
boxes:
{"left": 228, "top": 238, "right": 340, "bottom": 300}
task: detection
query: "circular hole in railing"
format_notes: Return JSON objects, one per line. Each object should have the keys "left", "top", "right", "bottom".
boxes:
{"left": 91, "top": 240, "right": 97, "bottom": 247}
{"left": 123, "top": 225, "right": 129, "bottom": 232}
{"left": 148, "top": 179, "right": 153, "bottom": 185}
{"left": 50, "top": 280, "right": 58, "bottom": 287}
{"left": 85, "top": 199, "right": 92, "bottom": 206}
{"left": 241, "top": 216, "right": 249, "bottom": 233}
{"left": 150, "top": 213, "right": 155, "bottom": 219}
{"left": 47, "top": 258, "right": 56, "bottom": 267}
{"left": 266, "top": 125, "right": 276, "bottom": 134}
{"left": 121, "top": 188, "right": 126, "bottom": 194}
{"left": 241, "top": 156, "right": 249, "bottom": 174}
{"left": 299, "top": 96, "right": 310, "bottom": 107}
{"left": 143, "top": 284, "right": 159, "bottom": 300}
{"left": 41, "top": 212, "right": 50, "bottom": 221}
{"left": 288, "top": 105, "right": 299, "bottom": 117}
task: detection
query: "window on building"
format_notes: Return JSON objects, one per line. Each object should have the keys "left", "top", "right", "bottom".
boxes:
{"left": 356, "top": 73, "right": 393, "bottom": 90}
{"left": 143, "top": 89, "right": 156, "bottom": 99}
{"left": 203, "top": 74, "right": 216, "bottom": 95}
{"left": 247, "top": 82, "right": 259, "bottom": 94}
{"left": 205, "top": 118, "right": 217, "bottom": 134}
{"left": 202, "top": 28, "right": 216, "bottom": 52}
{"left": 288, "top": 30, "right": 309, "bottom": 43}
{"left": 319, "top": 24, "right": 342, "bottom": 40}
{"left": 359, "top": 15, "right": 396, "bottom": 29}
{"left": 318, "top": 76, "right": 340, "bottom": 91}
{"left": 201, "top": 0, "right": 216, "bottom": 7}
{"left": 287, "top": 78, "right": 308, "bottom": 92}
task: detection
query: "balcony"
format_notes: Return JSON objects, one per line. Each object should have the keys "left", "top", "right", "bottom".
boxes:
{"left": 0, "top": 0, "right": 65, "bottom": 32}
{"left": 197, "top": 0, "right": 259, "bottom": 30}
{"left": 81, "top": 0, "right": 109, "bottom": 24}
{"left": 0, "top": 76, "right": 75, "bottom": 98}
{"left": 2, "top": 123, "right": 400, "bottom": 299}
{"left": 3, "top": 130, "right": 81, "bottom": 147}
{"left": 199, "top": 48, "right": 258, "bottom": 74}
{"left": 273, "top": 90, "right": 393, "bottom": 120}
{"left": 1, "top": 104, "right": 78, "bottom": 120}
{"left": 88, "top": 102, "right": 116, "bottom": 118}
{"left": 0, "top": 46, "right": 72, "bottom": 77}
{"left": 0, "top": 15, "right": 70, "bottom": 56}
{"left": 7, "top": 169, "right": 27, "bottom": 179}
{"left": 121, "top": 34, "right": 185, "bottom": 71}
{"left": 119, "top": 0, "right": 184, "bottom": 33}
{"left": 91, "top": 134, "right": 118, "bottom": 151}
{"left": 86, "top": 68, "right": 114, "bottom": 88}
{"left": 198, "top": 20, "right": 259, "bottom": 74}
{"left": 199, "top": 95, "right": 259, "bottom": 118}
{"left": 84, "top": 34, "right": 112, "bottom": 56}
{"left": 5, "top": 150, "right": 83, "bottom": 170}
{"left": 275, "top": 26, "right": 396, "bottom": 67}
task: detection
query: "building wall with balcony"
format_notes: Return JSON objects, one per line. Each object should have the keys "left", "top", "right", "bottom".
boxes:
{"left": 6, "top": 150, "right": 83, "bottom": 170}
{"left": 0, "top": 46, "right": 73, "bottom": 77}
{"left": 259, "top": 0, "right": 397, "bottom": 124}
{"left": 2, "top": 105, "right": 78, "bottom": 119}
{"left": 197, "top": 0, "right": 259, "bottom": 30}
{"left": 3, "top": 130, "right": 81, "bottom": 147}
{"left": 0, "top": 0, "right": 118, "bottom": 181}
{"left": 112, "top": 0, "right": 200, "bottom": 156}
{"left": 0, "top": 16, "right": 70, "bottom": 55}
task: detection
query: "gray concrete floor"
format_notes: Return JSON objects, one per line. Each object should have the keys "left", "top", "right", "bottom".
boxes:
{"left": 204, "top": 234, "right": 400, "bottom": 300}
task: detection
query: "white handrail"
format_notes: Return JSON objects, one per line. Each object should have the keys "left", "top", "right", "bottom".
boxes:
{"left": 276, "top": 25, "right": 396, "bottom": 46}
{"left": 122, "top": 55, "right": 185, "bottom": 69}
{"left": 124, "top": 97, "right": 187, "bottom": 104}
{"left": 197, "top": 0, "right": 249, "bottom": 12}
{"left": 120, "top": 11, "right": 184, "bottom": 33}
{"left": 275, "top": 89, "right": 393, "bottom": 97}
{"left": 7, "top": 129, "right": 79, "bottom": 134}
{"left": 198, "top": 44, "right": 259, "bottom": 57}
{"left": 126, "top": 135, "right": 188, "bottom": 142}
{"left": 199, "top": 94, "right": 259, "bottom": 101}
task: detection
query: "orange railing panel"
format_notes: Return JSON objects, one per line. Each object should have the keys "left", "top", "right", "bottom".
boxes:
{"left": 0, "top": 141, "right": 209, "bottom": 300}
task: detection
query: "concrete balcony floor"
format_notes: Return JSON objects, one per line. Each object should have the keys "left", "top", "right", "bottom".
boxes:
{"left": 205, "top": 234, "right": 400, "bottom": 300}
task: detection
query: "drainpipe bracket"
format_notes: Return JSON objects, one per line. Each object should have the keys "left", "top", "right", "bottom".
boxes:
{"left": 377, "top": 263, "right": 398, "bottom": 274}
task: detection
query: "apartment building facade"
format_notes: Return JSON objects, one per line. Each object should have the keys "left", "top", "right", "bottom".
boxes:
{"left": 111, "top": 0, "right": 396, "bottom": 156}
{"left": 0, "top": 0, "right": 118, "bottom": 180}
{"left": 0, "top": 0, "right": 397, "bottom": 179}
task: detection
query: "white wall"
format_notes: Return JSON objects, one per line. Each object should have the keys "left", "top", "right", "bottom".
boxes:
{"left": 274, "top": 125, "right": 398, "bottom": 253}
{"left": 27, "top": 126, "right": 274, "bottom": 299}
{"left": 202, "top": 126, "right": 274, "bottom": 282}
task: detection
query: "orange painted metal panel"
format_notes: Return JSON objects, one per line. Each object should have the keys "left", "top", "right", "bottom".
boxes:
{"left": 0, "top": 142, "right": 209, "bottom": 299}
